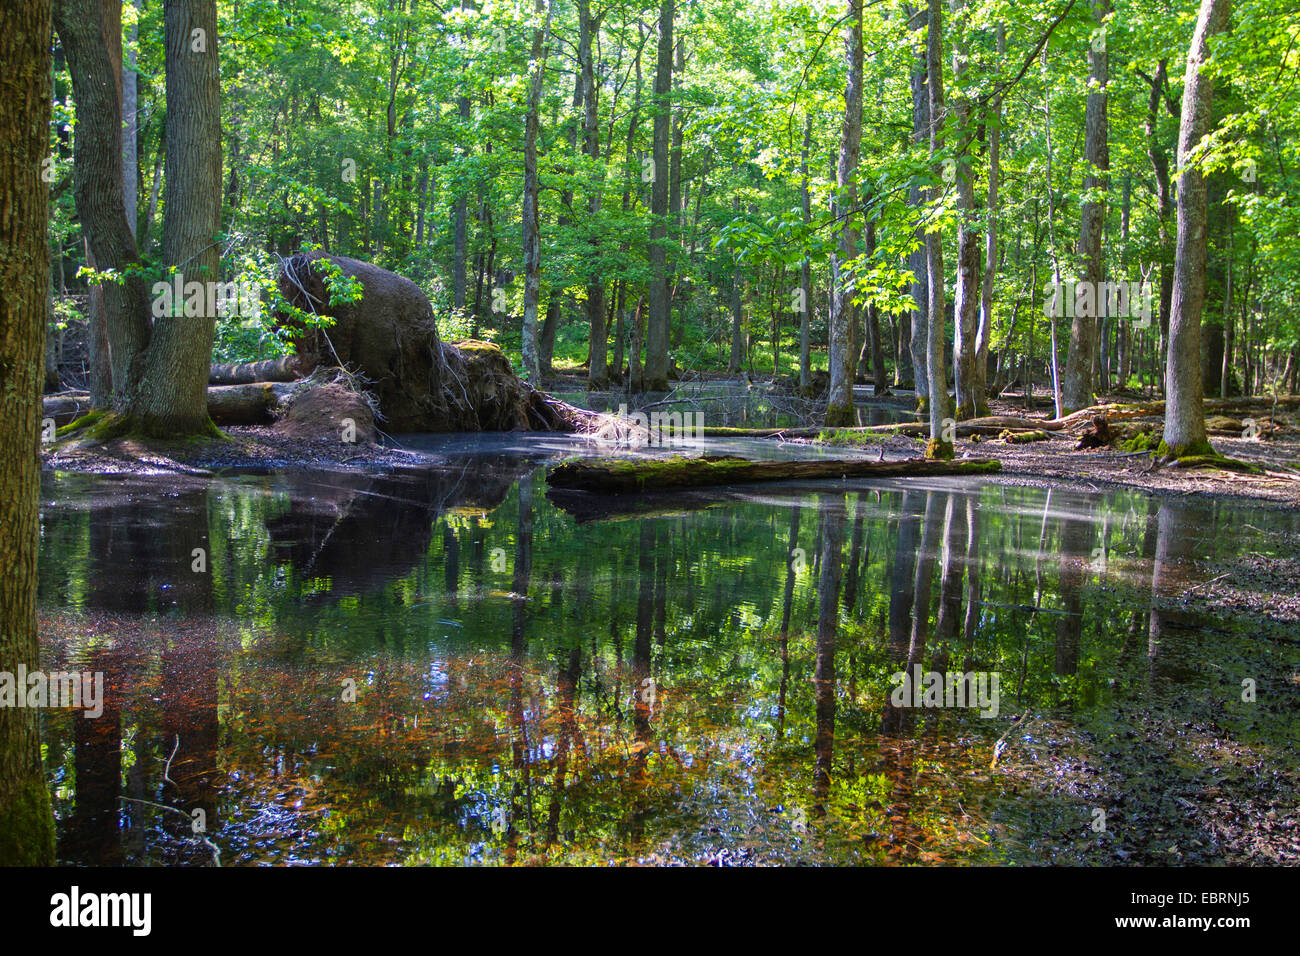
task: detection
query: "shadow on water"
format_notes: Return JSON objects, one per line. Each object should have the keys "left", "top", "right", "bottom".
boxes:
{"left": 36, "top": 445, "right": 1300, "bottom": 865}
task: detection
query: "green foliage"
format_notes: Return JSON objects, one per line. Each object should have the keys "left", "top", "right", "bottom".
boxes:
{"left": 46, "top": 0, "right": 1300, "bottom": 384}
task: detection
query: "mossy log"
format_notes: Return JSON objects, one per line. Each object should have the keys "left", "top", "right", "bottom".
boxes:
{"left": 999, "top": 429, "right": 1051, "bottom": 443}
{"left": 546, "top": 454, "right": 1001, "bottom": 493}
{"left": 209, "top": 355, "right": 301, "bottom": 385}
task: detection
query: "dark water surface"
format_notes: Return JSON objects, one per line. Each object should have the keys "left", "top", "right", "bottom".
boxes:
{"left": 36, "top": 438, "right": 1300, "bottom": 865}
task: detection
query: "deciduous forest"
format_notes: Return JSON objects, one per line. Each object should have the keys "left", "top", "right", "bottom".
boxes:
{"left": 1, "top": 0, "right": 1298, "bottom": 891}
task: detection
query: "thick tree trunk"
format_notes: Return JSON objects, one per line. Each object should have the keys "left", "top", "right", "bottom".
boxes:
{"left": 1063, "top": 0, "right": 1110, "bottom": 412}
{"left": 54, "top": 0, "right": 151, "bottom": 408}
{"left": 825, "top": 0, "right": 863, "bottom": 427}
{"left": 1163, "top": 0, "right": 1232, "bottom": 458}
{"left": 644, "top": 0, "right": 675, "bottom": 391}
{"left": 0, "top": 0, "right": 56, "bottom": 865}
{"left": 124, "top": 0, "right": 222, "bottom": 437}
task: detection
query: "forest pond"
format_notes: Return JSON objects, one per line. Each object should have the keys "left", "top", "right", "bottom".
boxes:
{"left": 36, "top": 439, "right": 1300, "bottom": 866}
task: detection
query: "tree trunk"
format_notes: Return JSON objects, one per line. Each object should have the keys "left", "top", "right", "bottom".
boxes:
{"left": 800, "top": 113, "right": 813, "bottom": 390}
{"left": 729, "top": 194, "right": 745, "bottom": 373}
{"left": 863, "top": 204, "right": 889, "bottom": 395}
{"left": 0, "top": 0, "right": 56, "bottom": 865}
{"left": 825, "top": 0, "right": 863, "bottom": 427}
{"left": 1062, "top": 0, "right": 1110, "bottom": 413}
{"left": 644, "top": 0, "right": 675, "bottom": 391}
{"left": 906, "top": 3, "right": 930, "bottom": 407}
{"left": 924, "top": 0, "right": 954, "bottom": 457}
{"left": 950, "top": 0, "right": 981, "bottom": 421}
{"left": 975, "top": 24, "right": 1004, "bottom": 415}
{"left": 124, "top": 0, "right": 223, "bottom": 437}
{"left": 1163, "top": 0, "right": 1232, "bottom": 458}
{"left": 520, "top": 0, "right": 554, "bottom": 383}
{"left": 54, "top": 0, "right": 152, "bottom": 408}
{"left": 123, "top": 0, "right": 138, "bottom": 239}
{"left": 582, "top": 0, "right": 608, "bottom": 389}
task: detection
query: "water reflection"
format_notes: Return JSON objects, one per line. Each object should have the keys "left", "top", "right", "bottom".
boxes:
{"left": 36, "top": 456, "right": 1300, "bottom": 866}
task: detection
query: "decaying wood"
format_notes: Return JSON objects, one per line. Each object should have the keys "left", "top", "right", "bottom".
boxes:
{"left": 206, "top": 383, "right": 298, "bottom": 425}
{"left": 547, "top": 454, "right": 1002, "bottom": 494}
{"left": 42, "top": 391, "right": 94, "bottom": 426}
{"left": 209, "top": 355, "right": 301, "bottom": 385}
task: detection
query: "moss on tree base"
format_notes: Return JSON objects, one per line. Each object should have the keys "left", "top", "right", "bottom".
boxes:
{"left": 0, "top": 777, "right": 55, "bottom": 865}
{"left": 54, "top": 409, "right": 226, "bottom": 443}
{"left": 924, "top": 438, "right": 955, "bottom": 460}
{"left": 1157, "top": 437, "right": 1216, "bottom": 461}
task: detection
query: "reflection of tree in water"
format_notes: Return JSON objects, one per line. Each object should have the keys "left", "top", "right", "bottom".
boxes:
{"left": 41, "top": 468, "right": 1278, "bottom": 866}
{"left": 265, "top": 460, "right": 531, "bottom": 595}
{"left": 1147, "top": 501, "right": 1198, "bottom": 689}
{"left": 813, "top": 494, "right": 846, "bottom": 811}
{"left": 1054, "top": 501, "right": 1095, "bottom": 682}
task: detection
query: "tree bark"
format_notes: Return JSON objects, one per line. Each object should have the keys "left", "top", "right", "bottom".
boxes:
{"left": 54, "top": 0, "right": 151, "bottom": 408}
{"left": 924, "top": 0, "right": 954, "bottom": 457}
{"left": 644, "top": 0, "right": 675, "bottom": 391}
{"left": 581, "top": 0, "right": 608, "bottom": 389}
{"left": 124, "top": 0, "right": 223, "bottom": 436}
{"left": 1163, "top": 0, "right": 1232, "bottom": 458}
{"left": 950, "top": 0, "right": 981, "bottom": 421}
{"left": 906, "top": 3, "right": 930, "bottom": 406}
{"left": 1062, "top": 0, "right": 1110, "bottom": 412}
{"left": 800, "top": 113, "right": 813, "bottom": 390}
{"left": 975, "top": 24, "right": 1004, "bottom": 415}
{"left": 825, "top": 0, "right": 864, "bottom": 427}
{"left": 520, "top": 0, "right": 554, "bottom": 383}
{"left": 0, "top": 0, "right": 56, "bottom": 865}
{"left": 729, "top": 193, "right": 745, "bottom": 373}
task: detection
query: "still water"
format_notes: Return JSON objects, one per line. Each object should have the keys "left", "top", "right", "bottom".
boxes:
{"left": 36, "top": 439, "right": 1300, "bottom": 865}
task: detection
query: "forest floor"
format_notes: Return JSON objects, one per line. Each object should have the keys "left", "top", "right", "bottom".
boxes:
{"left": 41, "top": 424, "right": 424, "bottom": 475}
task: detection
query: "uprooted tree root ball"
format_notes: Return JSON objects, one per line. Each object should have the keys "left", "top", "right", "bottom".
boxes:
{"left": 276, "top": 252, "right": 605, "bottom": 434}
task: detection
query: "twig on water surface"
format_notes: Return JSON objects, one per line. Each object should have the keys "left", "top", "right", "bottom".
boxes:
{"left": 991, "top": 712, "right": 1037, "bottom": 769}
{"left": 1182, "top": 572, "right": 1232, "bottom": 597}
{"left": 118, "top": 797, "right": 222, "bottom": 867}
{"left": 162, "top": 733, "right": 180, "bottom": 787}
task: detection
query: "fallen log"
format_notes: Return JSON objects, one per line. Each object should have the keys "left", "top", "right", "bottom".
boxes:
{"left": 1000, "top": 429, "right": 1051, "bottom": 443}
{"left": 206, "top": 382, "right": 297, "bottom": 425}
{"left": 209, "top": 355, "right": 301, "bottom": 385}
{"left": 42, "top": 391, "right": 93, "bottom": 426}
{"left": 546, "top": 454, "right": 1001, "bottom": 494}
